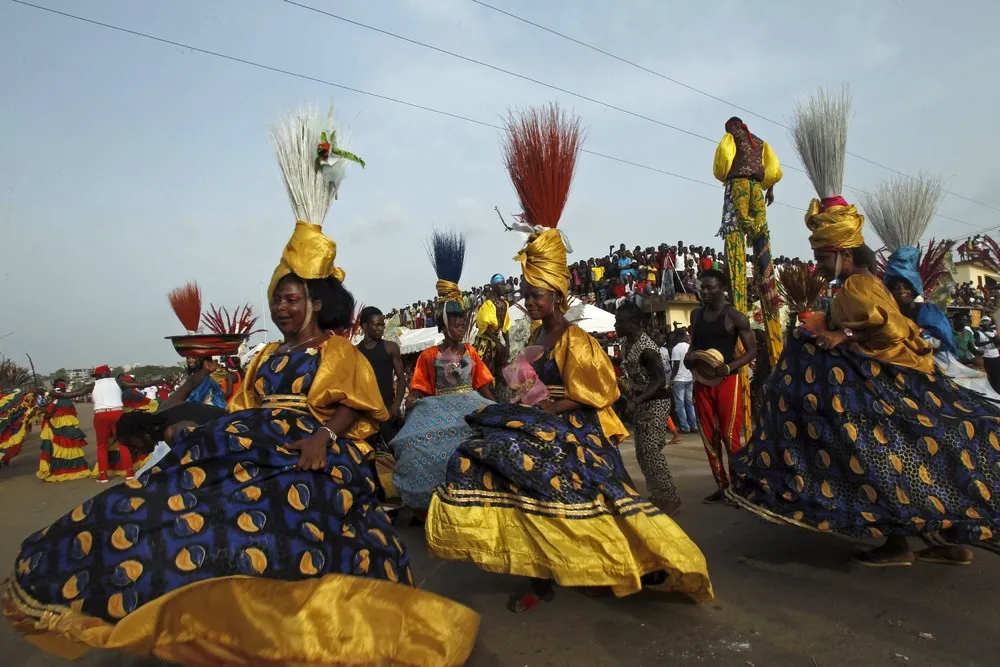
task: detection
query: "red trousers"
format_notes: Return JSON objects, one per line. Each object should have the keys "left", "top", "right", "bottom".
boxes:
{"left": 693, "top": 375, "right": 744, "bottom": 489}
{"left": 93, "top": 409, "right": 131, "bottom": 476}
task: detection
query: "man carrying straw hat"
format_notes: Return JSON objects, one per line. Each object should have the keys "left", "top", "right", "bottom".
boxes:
{"left": 685, "top": 268, "right": 756, "bottom": 504}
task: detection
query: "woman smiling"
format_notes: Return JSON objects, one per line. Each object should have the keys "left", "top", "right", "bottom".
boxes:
{"left": 4, "top": 107, "right": 478, "bottom": 667}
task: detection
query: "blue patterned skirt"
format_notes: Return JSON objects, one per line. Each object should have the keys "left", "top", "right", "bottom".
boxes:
{"left": 426, "top": 403, "right": 714, "bottom": 600}
{"left": 728, "top": 330, "right": 1000, "bottom": 552}
{"left": 6, "top": 407, "right": 479, "bottom": 665}
{"left": 391, "top": 392, "right": 493, "bottom": 509}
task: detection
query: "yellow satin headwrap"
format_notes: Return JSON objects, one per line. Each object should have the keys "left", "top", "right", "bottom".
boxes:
{"left": 805, "top": 199, "right": 866, "bottom": 250}
{"left": 267, "top": 221, "right": 346, "bottom": 299}
{"left": 435, "top": 279, "right": 463, "bottom": 310}
{"left": 514, "top": 228, "right": 570, "bottom": 312}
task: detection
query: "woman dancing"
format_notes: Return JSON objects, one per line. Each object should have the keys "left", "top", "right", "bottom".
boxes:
{"left": 862, "top": 176, "right": 1000, "bottom": 400}
{"left": 4, "top": 106, "right": 478, "bottom": 666}
{"left": 727, "top": 86, "right": 1000, "bottom": 568}
{"left": 426, "top": 103, "right": 713, "bottom": 613}
{"left": 391, "top": 230, "right": 494, "bottom": 513}
{"left": 36, "top": 379, "right": 92, "bottom": 482}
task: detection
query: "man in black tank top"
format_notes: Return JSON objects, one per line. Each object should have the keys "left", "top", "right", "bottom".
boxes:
{"left": 684, "top": 269, "right": 756, "bottom": 504}
{"left": 356, "top": 307, "right": 406, "bottom": 450}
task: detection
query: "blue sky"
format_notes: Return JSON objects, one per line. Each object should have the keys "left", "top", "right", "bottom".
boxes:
{"left": 2, "top": 0, "right": 999, "bottom": 371}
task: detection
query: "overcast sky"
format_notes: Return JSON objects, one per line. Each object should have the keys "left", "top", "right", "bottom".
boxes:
{"left": 2, "top": 0, "right": 999, "bottom": 372}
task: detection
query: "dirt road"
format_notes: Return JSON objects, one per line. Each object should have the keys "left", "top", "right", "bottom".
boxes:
{"left": 3, "top": 404, "right": 996, "bottom": 666}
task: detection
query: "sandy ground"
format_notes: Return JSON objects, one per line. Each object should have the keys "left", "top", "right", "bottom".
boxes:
{"left": 3, "top": 404, "right": 998, "bottom": 667}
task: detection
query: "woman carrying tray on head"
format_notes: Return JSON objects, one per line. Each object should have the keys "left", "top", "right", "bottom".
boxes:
{"left": 425, "top": 103, "right": 713, "bottom": 614}
{"left": 4, "top": 105, "right": 478, "bottom": 667}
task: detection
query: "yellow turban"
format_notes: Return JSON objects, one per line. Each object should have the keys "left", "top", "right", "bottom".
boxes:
{"left": 267, "top": 221, "right": 346, "bottom": 299}
{"left": 514, "top": 228, "right": 570, "bottom": 311}
{"left": 805, "top": 198, "right": 866, "bottom": 250}
{"left": 435, "top": 279, "right": 463, "bottom": 309}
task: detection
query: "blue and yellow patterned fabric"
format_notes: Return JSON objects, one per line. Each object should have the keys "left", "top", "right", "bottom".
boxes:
{"left": 5, "top": 343, "right": 479, "bottom": 666}
{"left": 426, "top": 326, "right": 713, "bottom": 601}
{"left": 728, "top": 329, "right": 1000, "bottom": 552}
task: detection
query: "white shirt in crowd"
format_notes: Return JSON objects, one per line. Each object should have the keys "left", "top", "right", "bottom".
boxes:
{"left": 977, "top": 328, "right": 999, "bottom": 359}
{"left": 670, "top": 341, "right": 693, "bottom": 383}
{"left": 143, "top": 386, "right": 158, "bottom": 400}
{"left": 92, "top": 378, "right": 123, "bottom": 411}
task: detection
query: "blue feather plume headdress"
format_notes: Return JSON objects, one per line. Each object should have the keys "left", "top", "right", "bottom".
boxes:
{"left": 427, "top": 229, "right": 467, "bottom": 317}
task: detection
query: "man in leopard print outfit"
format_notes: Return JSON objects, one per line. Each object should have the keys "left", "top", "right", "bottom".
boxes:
{"left": 615, "top": 302, "right": 682, "bottom": 515}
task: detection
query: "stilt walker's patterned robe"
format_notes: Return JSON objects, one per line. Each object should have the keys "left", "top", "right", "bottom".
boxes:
{"left": 713, "top": 122, "right": 783, "bottom": 432}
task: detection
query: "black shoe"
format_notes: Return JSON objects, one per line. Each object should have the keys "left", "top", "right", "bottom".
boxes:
{"left": 703, "top": 490, "right": 725, "bottom": 504}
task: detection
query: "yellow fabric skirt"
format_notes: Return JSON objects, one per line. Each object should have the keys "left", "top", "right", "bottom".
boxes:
{"left": 426, "top": 493, "right": 714, "bottom": 602}
{"left": 5, "top": 572, "right": 480, "bottom": 666}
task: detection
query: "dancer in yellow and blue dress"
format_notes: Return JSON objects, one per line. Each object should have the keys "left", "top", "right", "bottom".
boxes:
{"left": 390, "top": 230, "right": 494, "bottom": 512}
{"left": 426, "top": 103, "right": 713, "bottom": 613}
{"left": 36, "top": 379, "right": 92, "bottom": 482}
{"left": 3, "top": 106, "right": 478, "bottom": 667}
{"left": 727, "top": 86, "right": 1000, "bottom": 567}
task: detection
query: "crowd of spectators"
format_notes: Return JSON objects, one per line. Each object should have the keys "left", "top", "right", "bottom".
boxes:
{"left": 385, "top": 239, "right": 820, "bottom": 328}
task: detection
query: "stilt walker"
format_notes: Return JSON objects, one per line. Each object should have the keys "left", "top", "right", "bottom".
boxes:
{"left": 713, "top": 117, "right": 784, "bottom": 430}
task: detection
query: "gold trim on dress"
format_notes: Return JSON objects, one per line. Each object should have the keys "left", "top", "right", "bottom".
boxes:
{"left": 260, "top": 394, "right": 310, "bottom": 413}
{"left": 438, "top": 385, "right": 474, "bottom": 396}
{"left": 439, "top": 486, "right": 655, "bottom": 518}
{"left": 544, "top": 384, "right": 566, "bottom": 399}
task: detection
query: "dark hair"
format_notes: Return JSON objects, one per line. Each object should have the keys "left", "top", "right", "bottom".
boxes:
{"left": 616, "top": 301, "right": 642, "bottom": 322}
{"left": 851, "top": 244, "right": 877, "bottom": 272}
{"left": 278, "top": 274, "right": 356, "bottom": 330}
{"left": 52, "top": 377, "right": 67, "bottom": 387}
{"left": 359, "top": 306, "right": 384, "bottom": 326}
{"left": 116, "top": 410, "right": 168, "bottom": 445}
{"left": 699, "top": 268, "right": 729, "bottom": 288}
{"left": 436, "top": 302, "right": 466, "bottom": 333}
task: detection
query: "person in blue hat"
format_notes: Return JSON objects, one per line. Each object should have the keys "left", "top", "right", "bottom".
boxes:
{"left": 474, "top": 272, "right": 512, "bottom": 401}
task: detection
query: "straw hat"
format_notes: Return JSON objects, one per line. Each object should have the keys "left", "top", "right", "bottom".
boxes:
{"left": 690, "top": 349, "right": 726, "bottom": 387}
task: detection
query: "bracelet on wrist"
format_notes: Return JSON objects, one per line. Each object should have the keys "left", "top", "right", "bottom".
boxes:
{"left": 317, "top": 426, "right": 336, "bottom": 444}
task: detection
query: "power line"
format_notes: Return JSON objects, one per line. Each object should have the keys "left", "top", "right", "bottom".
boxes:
{"left": 282, "top": 0, "right": 989, "bottom": 231}
{"left": 280, "top": 0, "right": 715, "bottom": 145}
{"left": 8, "top": 1, "right": 981, "bottom": 231}
{"left": 7, "top": 3, "right": 726, "bottom": 197}
{"left": 467, "top": 0, "right": 1000, "bottom": 217}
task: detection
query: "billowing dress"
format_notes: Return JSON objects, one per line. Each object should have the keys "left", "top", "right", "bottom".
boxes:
{"left": 37, "top": 395, "right": 91, "bottom": 482}
{"left": 0, "top": 389, "right": 31, "bottom": 468}
{"left": 4, "top": 337, "right": 479, "bottom": 666}
{"left": 728, "top": 274, "right": 1000, "bottom": 552}
{"left": 391, "top": 343, "right": 494, "bottom": 509}
{"left": 427, "top": 325, "right": 714, "bottom": 600}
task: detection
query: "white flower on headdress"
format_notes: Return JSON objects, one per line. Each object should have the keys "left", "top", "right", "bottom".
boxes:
{"left": 510, "top": 214, "right": 574, "bottom": 253}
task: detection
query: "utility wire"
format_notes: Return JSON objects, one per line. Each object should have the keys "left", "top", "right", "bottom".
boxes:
{"left": 282, "top": 0, "right": 989, "bottom": 230}
{"left": 8, "top": 1, "right": 982, "bottom": 229}
{"left": 467, "top": 0, "right": 1000, "bottom": 216}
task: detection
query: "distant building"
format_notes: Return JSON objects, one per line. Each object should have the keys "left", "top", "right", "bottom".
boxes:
{"left": 66, "top": 368, "right": 91, "bottom": 383}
